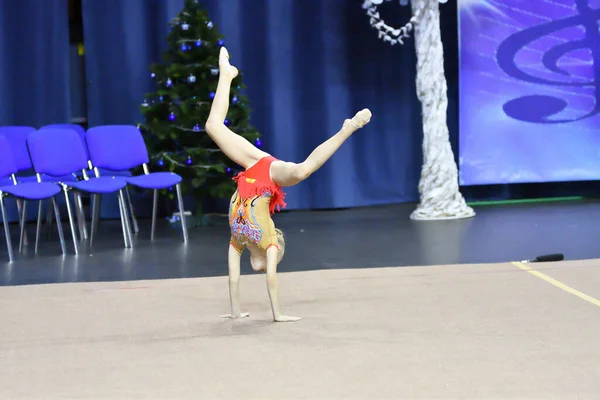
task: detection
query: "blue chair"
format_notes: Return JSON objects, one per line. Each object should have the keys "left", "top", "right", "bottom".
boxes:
{"left": 0, "top": 126, "right": 37, "bottom": 243}
{"left": 41, "top": 123, "right": 140, "bottom": 234}
{"left": 0, "top": 125, "right": 86, "bottom": 244}
{"left": 85, "top": 125, "right": 188, "bottom": 242}
{"left": 41, "top": 123, "right": 88, "bottom": 157}
{"left": 41, "top": 124, "right": 92, "bottom": 239}
{"left": 0, "top": 136, "right": 66, "bottom": 262}
{"left": 26, "top": 128, "right": 134, "bottom": 253}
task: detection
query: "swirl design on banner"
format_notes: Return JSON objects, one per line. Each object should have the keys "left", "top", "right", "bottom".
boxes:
{"left": 497, "top": 0, "right": 600, "bottom": 123}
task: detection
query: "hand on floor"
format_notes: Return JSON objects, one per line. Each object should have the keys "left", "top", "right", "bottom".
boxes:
{"left": 274, "top": 315, "right": 302, "bottom": 322}
{"left": 221, "top": 312, "right": 250, "bottom": 319}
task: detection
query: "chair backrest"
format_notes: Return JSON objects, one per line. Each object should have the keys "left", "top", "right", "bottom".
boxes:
{"left": 0, "top": 126, "right": 36, "bottom": 171}
{"left": 40, "top": 124, "right": 88, "bottom": 158}
{"left": 0, "top": 135, "right": 19, "bottom": 179}
{"left": 27, "top": 129, "right": 88, "bottom": 177}
{"left": 85, "top": 125, "right": 149, "bottom": 171}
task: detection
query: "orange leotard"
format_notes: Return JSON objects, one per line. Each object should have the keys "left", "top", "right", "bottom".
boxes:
{"left": 228, "top": 156, "right": 286, "bottom": 253}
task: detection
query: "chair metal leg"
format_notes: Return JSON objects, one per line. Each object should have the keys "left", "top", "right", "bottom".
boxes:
{"left": 45, "top": 203, "right": 53, "bottom": 239}
{"left": 51, "top": 197, "right": 67, "bottom": 256}
{"left": 0, "top": 195, "right": 14, "bottom": 262}
{"left": 16, "top": 199, "right": 28, "bottom": 246}
{"left": 18, "top": 200, "right": 27, "bottom": 253}
{"left": 75, "top": 192, "right": 88, "bottom": 240}
{"left": 90, "top": 194, "right": 101, "bottom": 247}
{"left": 125, "top": 187, "right": 139, "bottom": 234}
{"left": 118, "top": 190, "right": 134, "bottom": 248}
{"left": 117, "top": 192, "right": 131, "bottom": 248}
{"left": 175, "top": 184, "right": 188, "bottom": 243}
{"left": 74, "top": 193, "right": 83, "bottom": 240}
{"left": 63, "top": 189, "right": 79, "bottom": 255}
{"left": 150, "top": 189, "right": 158, "bottom": 241}
{"left": 35, "top": 200, "right": 43, "bottom": 254}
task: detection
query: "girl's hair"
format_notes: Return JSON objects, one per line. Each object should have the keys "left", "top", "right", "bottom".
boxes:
{"left": 275, "top": 228, "right": 285, "bottom": 263}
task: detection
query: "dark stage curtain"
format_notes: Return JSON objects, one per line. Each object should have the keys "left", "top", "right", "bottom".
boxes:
{"left": 80, "top": 0, "right": 460, "bottom": 210}
{"left": 0, "top": 0, "right": 71, "bottom": 127}
{"left": 81, "top": 0, "right": 185, "bottom": 127}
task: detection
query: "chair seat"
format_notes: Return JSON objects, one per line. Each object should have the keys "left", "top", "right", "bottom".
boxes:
{"left": 98, "top": 168, "right": 132, "bottom": 177}
{"left": 69, "top": 176, "right": 128, "bottom": 194}
{"left": 17, "top": 173, "right": 78, "bottom": 184}
{"left": 125, "top": 172, "right": 182, "bottom": 189}
{"left": 0, "top": 182, "right": 61, "bottom": 200}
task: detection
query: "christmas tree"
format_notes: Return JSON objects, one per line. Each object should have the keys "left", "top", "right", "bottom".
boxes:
{"left": 139, "top": 0, "right": 261, "bottom": 214}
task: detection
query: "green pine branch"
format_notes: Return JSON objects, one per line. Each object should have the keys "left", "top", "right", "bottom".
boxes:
{"left": 140, "top": 0, "right": 261, "bottom": 213}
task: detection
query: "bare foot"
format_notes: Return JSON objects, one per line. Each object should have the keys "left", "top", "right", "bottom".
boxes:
{"left": 345, "top": 108, "right": 372, "bottom": 130}
{"left": 221, "top": 312, "right": 250, "bottom": 319}
{"left": 274, "top": 315, "right": 302, "bottom": 322}
{"left": 219, "top": 47, "right": 239, "bottom": 79}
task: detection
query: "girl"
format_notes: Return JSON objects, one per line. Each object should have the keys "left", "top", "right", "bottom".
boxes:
{"left": 206, "top": 47, "right": 371, "bottom": 322}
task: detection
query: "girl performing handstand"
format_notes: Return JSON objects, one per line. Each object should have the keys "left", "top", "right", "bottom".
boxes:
{"left": 206, "top": 47, "right": 371, "bottom": 322}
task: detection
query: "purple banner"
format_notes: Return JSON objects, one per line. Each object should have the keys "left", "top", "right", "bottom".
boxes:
{"left": 458, "top": 0, "right": 600, "bottom": 185}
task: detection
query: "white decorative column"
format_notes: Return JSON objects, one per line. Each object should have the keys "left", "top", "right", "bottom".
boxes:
{"left": 409, "top": 0, "right": 474, "bottom": 220}
{"left": 363, "top": 0, "right": 475, "bottom": 220}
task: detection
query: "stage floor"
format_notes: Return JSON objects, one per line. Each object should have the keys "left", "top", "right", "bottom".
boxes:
{"left": 1, "top": 201, "right": 600, "bottom": 398}
{"left": 1, "top": 259, "right": 599, "bottom": 399}
{"left": 1, "top": 200, "right": 600, "bottom": 286}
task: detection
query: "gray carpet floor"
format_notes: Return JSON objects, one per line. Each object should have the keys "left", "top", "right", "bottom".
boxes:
{"left": 1, "top": 259, "right": 599, "bottom": 399}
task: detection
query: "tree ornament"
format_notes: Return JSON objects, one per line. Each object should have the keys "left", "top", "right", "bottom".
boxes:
{"left": 186, "top": 156, "right": 193, "bottom": 165}
{"left": 209, "top": 92, "right": 215, "bottom": 99}
{"left": 181, "top": 22, "right": 189, "bottom": 31}
{"left": 207, "top": 21, "right": 213, "bottom": 28}
{"left": 196, "top": 40, "right": 203, "bottom": 47}
{"left": 151, "top": 73, "right": 156, "bottom": 79}
{"left": 232, "top": 95, "right": 238, "bottom": 104}
{"left": 218, "top": 40, "right": 224, "bottom": 46}
{"left": 169, "top": 112, "right": 176, "bottom": 121}
{"left": 158, "top": 159, "right": 164, "bottom": 167}
{"left": 255, "top": 138, "right": 262, "bottom": 147}
{"left": 166, "top": 78, "right": 173, "bottom": 87}
{"left": 193, "top": 124, "right": 200, "bottom": 131}
{"left": 210, "top": 68, "right": 219, "bottom": 75}
{"left": 188, "top": 74, "right": 196, "bottom": 83}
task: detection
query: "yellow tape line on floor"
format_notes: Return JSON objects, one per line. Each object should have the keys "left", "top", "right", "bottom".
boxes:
{"left": 512, "top": 262, "right": 600, "bottom": 308}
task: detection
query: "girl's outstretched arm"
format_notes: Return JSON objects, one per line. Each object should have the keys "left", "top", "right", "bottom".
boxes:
{"left": 221, "top": 243, "right": 249, "bottom": 319}
{"left": 265, "top": 246, "right": 301, "bottom": 322}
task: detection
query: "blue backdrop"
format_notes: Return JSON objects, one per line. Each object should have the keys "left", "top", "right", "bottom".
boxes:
{"left": 458, "top": 0, "right": 600, "bottom": 186}
{"left": 0, "top": 0, "right": 71, "bottom": 127}
{"left": 81, "top": 0, "right": 461, "bottom": 211}
{"left": 0, "top": 0, "right": 460, "bottom": 213}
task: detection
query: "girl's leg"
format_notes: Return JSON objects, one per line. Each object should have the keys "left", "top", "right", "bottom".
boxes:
{"left": 205, "top": 47, "right": 268, "bottom": 169}
{"left": 270, "top": 108, "right": 372, "bottom": 187}
{"left": 221, "top": 243, "right": 250, "bottom": 319}
{"left": 265, "top": 246, "right": 301, "bottom": 322}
